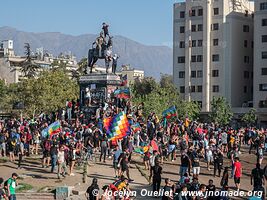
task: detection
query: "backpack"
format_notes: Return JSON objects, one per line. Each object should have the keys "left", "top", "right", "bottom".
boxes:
{"left": 67, "top": 102, "right": 72, "bottom": 108}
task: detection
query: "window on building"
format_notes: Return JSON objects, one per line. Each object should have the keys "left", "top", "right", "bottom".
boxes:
{"left": 198, "top": 24, "right": 203, "bottom": 31}
{"left": 180, "top": 86, "right": 185, "bottom": 93}
{"left": 197, "top": 70, "right": 203, "bottom": 78}
{"left": 198, "top": 9, "right": 203, "bottom": 16}
{"left": 191, "top": 55, "right": 196, "bottom": 62}
{"left": 244, "top": 40, "right": 248, "bottom": 48}
{"left": 211, "top": 23, "right": 219, "bottom": 30}
{"left": 244, "top": 56, "right": 250, "bottom": 63}
{"left": 262, "top": 68, "right": 267, "bottom": 75}
{"left": 190, "top": 86, "right": 196, "bottom": 93}
{"left": 180, "top": 11, "right": 185, "bottom": 18}
{"left": 198, "top": 40, "right": 203, "bottom": 47}
{"left": 178, "top": 56, "right": 185, "bottom": 63}
{"left": 179, "top": 41, "right": 185, "bottom": 48}
{"left": 262, "top": 19, "right": 267, "bottom": 26}
{"left": 214, "top": 8, "right": 219, "bottom": 15}
{"left": 191, "top": 25, "right": 197, "bottom": 32}
{"left": 191, "top": 9, "right": 196, "bottom": 16}
{"left": 213, "top": 39, "right": 219, "bottom": 46}
{"left": 213, "top": 85, "right": 219, "bottom": 92}
{"left": 197, "top": 101, "right": 203, "bottom": 108}
{"left": 179, "top": 71, "right": 185, "bottom": 78}
{"left": 197, "top": 55, "right": 203, "bottom": 62}
{"left": 180, "top": 26, "right": 185, "bottom": 33}
{"left": 259, "top": 100, "right": 267, "bottom": 108}
{"left": 262, "top": 35, "right": 267, "bottom": 43}
{"left": 244, "top": 71, "right": 249, "bottom": 78}
{"left": 244, "top": 86, "right": 247, "bottom": 93}
{"left": 191, "top": 70, "right": 196, "bottom": 78}
{"left": 262, "top": 52, "right": 267, "bottom": 59}
{"left": 212, "top": 70, "right": 219, "bottom": 77}
{"left": 243, "top": 25, "right": 249, "bottom": 32}
{"left": 259, "top": 84, "right": 267, "bottom": 91}
{"left": 192, "top": 40, "right": 197, "bottom": 47}
{"left": 260, "top": 2, "right": 267, "bottom": 10}
{"left": 197, "top": 85, "right": 202, "bottom": 92}
{"left": 212, "top": 54, "right": 220, "bottom": 62}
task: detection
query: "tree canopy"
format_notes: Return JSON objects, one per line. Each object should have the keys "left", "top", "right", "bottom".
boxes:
{"left": 131, "top": 75, "right": 200, "bottom": 120}
{"left": 209, "top": 96, "right": 233, "bottom": 126}
{"left": 3, "top": 69, "right": 78, "bottom": 117}
{"left": 241, "top": 108, "right": 257, "bottom": 126}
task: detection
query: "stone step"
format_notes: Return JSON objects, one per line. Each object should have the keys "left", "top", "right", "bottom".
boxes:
{"left": 16, "top": 193, "right": 55, "bottom": 200}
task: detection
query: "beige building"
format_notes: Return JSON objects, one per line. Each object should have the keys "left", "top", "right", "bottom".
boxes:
{"left": 253, "top": 0, "right": 267, "bottom": 124}
{"left": 120, "top": 65, "right": 144, "bottom": 86}
{"left": 0, "top": 41, "right": 78, "bottom": 83}
{"left": 173, "top": 0, "right": 254, "bottom": 112}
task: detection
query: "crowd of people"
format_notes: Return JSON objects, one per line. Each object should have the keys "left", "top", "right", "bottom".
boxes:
{"left": 0, "top": 98, "right": 266, "bottom": 200}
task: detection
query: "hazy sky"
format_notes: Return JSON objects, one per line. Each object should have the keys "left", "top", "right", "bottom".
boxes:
{"left": 0, "top": 0, "right": 183, "bottom": 46}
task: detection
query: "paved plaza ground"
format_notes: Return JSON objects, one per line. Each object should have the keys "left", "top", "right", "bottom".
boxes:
{"left": 0, "top": 144, "right": 266, "bottom": 199}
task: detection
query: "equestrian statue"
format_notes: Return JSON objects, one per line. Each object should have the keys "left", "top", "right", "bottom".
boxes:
{"left": 86, "top": 23, "right": 119, "bottom": 74}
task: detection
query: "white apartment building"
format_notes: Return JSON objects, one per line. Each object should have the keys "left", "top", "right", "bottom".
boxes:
{"left": 254, "top": 0, "right": 267, "bottom": 124}
{"left": 0, "top": 40, "right": 15, "bottom": 57}
{"left": 173, "top": 0, "right": 254, "bottom": 112}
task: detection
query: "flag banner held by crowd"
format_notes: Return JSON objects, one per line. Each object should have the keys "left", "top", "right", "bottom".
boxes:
{"left": 134, "top": 145, "right": 150, "bottom": 155}
{"left": 121, "top": 74, "right": 128, "bottom": 86}
{"left": 162, "top": 106, "right": 177, "bottom": 119}
{"left": 114, "top": 88, "right": 130, "bottom": 99}
{"left": 107, "top": 112, "right": 130, "bottom": 141}
{"left": 131, "top": 123, "right": 141, "bottom": 133}
{"left": 41, "top": 121, "right": 61, "bottom": 139}
{"left": 103, "top": 117, "right": 112, "bottom": 132}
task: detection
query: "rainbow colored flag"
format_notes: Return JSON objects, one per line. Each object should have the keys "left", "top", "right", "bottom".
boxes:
{"left": 103, "top": 117, "right": 112, "bottom": 132}
{"left": 134, "top": 145, "right": 150, "bottom": 155}
{"left": 107, "top": 112, "right": 130, "bottom": 141}
{"left": 162, "top": 106, "right": 177, "bottom": 119}
{"left": 131, "top": 123, "right": 141, "bottom": 133}
{"left": 114, "top": 88, "right": 130, "bottom": 99}
{"left": 41, "top": 121, "right": 61, "bottom": 139}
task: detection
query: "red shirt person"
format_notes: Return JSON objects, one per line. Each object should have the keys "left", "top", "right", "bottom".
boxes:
{"left": 233, "top": 157, "right": 242, "bottom": 191}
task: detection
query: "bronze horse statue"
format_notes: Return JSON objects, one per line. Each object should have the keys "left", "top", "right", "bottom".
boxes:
{"left": 86, "top": 37, "right": 113, "bottom": 74}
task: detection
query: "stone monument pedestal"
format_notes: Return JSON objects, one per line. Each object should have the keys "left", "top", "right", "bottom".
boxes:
{"left": 79, "top": 72, "right": 121, "bottom": 114}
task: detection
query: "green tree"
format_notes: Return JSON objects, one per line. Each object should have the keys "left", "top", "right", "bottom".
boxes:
{"left": 131, "top": 76, "right": 200, "bottom": 120}
{"left": 132, "top": 77, "right": 157, "bottom": 98}
{"left": 19, "top": 43, "right": 40, "bottom": 78}
{"left": 4, "top": 69, "right": 78, "bottom": 116}
{"left": 209, "top": 96, "right": 233, "bottom": 125}
{"left": 178, "top": 101, "right": 201, "bottom": 121}
{"left": 78, "top": 57, "right": 88, "bottom": 74}
{"left": 159, "top": 74, "right": 173, "bottom": 89}
{"left": 241, "top": 108, "right": 257, "bottom": 126}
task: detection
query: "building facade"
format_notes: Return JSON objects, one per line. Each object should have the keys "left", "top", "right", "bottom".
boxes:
{"left": 254, "top": 0, "right": 267, "bottom": 124}
{"left": 120, "top": 65, "right": 144, "bottom": 87}
{"left": 173, "top": 0, "right": 254, "bottom": 112}
{"left": 0, "top": 40, "right": 78, "bottom": 83}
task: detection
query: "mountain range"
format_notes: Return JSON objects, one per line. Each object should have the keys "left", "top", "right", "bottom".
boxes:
{"left": 0, "top": 26, "right": 172, "bottom": 79}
